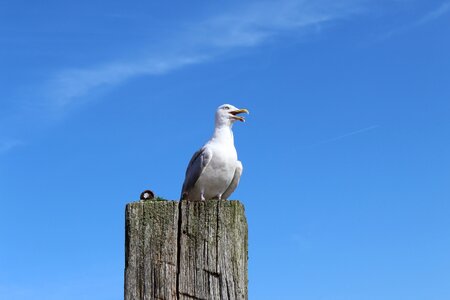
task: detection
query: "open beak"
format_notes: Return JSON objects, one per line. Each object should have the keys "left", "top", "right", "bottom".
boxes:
{"left": 229, "top": 108, "right": 249, "bottom": 122}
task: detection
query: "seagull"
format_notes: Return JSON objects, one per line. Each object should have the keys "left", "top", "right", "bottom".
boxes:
{"left": 180, "top": 104, "right": 249, "bottom": 201}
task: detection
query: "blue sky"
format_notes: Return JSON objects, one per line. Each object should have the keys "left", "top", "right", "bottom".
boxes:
{"left": 1, "top": 0, "right": 450, "bottom": 299}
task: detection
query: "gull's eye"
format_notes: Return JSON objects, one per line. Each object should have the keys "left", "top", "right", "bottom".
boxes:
{"left": 222, "top": 106, "right": 230, "bottom": 110}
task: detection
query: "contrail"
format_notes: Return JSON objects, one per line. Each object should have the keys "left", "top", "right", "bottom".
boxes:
{"left": 304, "top": 125, "right": 380, "bottom": 148}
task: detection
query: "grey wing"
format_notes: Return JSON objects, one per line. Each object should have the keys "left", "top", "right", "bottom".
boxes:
{"left": 222, "top": 160, "right": 243, "bottom": 200}
{"left": 180, "top": 146, "right": 213, "bottom": 200}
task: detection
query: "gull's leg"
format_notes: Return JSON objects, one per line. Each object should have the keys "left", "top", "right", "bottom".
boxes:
{"left": 200, "top": 190, "right": 205, "bottom": 201}
{"left": 211, "top": 194, "right": 222, "bottom": 200}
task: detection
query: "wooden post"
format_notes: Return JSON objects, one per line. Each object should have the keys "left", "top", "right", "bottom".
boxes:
{"left": 125, "top": 200, "right": 248, "bottom": 300}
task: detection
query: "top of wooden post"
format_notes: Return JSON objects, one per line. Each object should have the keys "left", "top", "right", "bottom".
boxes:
{"left": 125, "top": 199, "right": 248, "bottom": 300}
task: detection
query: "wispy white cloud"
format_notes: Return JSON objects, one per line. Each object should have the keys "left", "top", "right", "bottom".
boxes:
{"left": 44, "top": 55, "right": 208, "bottom": 112}
{"left": 196, "top": 0, "right": 356, "bottom": 48}
{"left": 44, "top": 0, "right": 363, "bottom": 113}
{"left": 1, "top": 0, "right": 368, "bottom": 154}
{"left": 417, "top": 1, "right": 450, "bottom": 25}
{"left": 377, "top": 1, "right": 450, "bottom": 41}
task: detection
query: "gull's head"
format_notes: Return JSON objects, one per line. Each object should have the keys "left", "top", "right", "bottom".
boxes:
{"left": 215, "top": 104, "right": 249, "bottom": 127}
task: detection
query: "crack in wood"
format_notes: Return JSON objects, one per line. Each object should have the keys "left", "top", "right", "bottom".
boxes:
{"left": 179, "top": 292, "right": 207, "bottom": 300}
{"left": 176, "top": 201, "right": 183, "bottom": 300}
{"left": 203, "top": 268, "right": 220, "bottom": 278}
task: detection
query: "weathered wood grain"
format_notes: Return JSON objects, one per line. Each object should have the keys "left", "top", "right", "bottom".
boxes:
{"left": 124, "top": 200, "right": 248, "bottom": 300}
{"left": 125, "top": 201, "right": 180, "bottom": 300}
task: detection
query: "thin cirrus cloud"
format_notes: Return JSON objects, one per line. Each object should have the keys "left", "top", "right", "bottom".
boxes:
{"left": 417, "top": 0, "right": 450, "bottom": 25}
{"left": 1, "top": 0, "right": 364, "bottom": 154}
{"left": 377, "top": 1, "right": 450, "bottom": 41}
{"left": 44, "top": 55, "right": 208, "bottom": 111}
{"left": 44, "top": 0, "right": 362, "bottom": 113}
{"left": 194, "top": 0, "right": 353, "bottom": 48}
